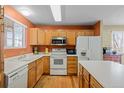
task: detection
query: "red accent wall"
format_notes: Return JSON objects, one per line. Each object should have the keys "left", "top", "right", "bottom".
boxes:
{"left": 4, "top": 5, "right": 35, "bottom": 58}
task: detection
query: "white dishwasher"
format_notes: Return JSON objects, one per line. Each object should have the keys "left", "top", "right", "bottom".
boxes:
{"left": 6, "top": 65, "right": 28, "bottom": 88}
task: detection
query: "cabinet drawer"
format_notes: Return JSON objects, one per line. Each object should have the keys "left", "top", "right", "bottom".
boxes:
{"left": 90, "top": 76, "right": 103, "bottom": 88}
{"left": 82, "top": 68, "right": 90, "bottom": 81}
{"left": 28, "top": 61, "right": 36, "bottom": 70}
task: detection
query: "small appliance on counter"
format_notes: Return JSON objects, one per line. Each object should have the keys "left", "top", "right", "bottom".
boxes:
{"left": 66, "top": 49, "right": 76, "bottom": 55}
{"left": 33, "top": 46, "right": 39, "bottom": 54}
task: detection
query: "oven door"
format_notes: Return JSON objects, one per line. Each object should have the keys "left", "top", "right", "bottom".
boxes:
{"left": 50, "top": 57, "right": 67, "bottom": 69}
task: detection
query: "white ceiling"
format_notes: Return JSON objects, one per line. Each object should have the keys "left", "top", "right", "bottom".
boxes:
{"left": 12, "top": 5, "right": 124, "bottom": 25}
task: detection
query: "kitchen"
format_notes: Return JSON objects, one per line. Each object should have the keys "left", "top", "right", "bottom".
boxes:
{"left": 1, "top": 5, "right": 124, "bottom": 88}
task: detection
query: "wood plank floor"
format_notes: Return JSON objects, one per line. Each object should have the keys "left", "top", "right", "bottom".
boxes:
{"left": 34, "top": 75, "right": 79, "bottom": 88}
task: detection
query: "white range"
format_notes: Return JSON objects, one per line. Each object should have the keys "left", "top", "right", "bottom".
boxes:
{"left": 50, "top": 48, "right": 67, "bottom": 75}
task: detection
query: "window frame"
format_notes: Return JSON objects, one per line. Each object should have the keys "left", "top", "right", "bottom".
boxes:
{"left": 111, "top": 31, "right": 124, "bottom": 53}
{"left": 4, "top": 15, "right": 27, "bottom": 49}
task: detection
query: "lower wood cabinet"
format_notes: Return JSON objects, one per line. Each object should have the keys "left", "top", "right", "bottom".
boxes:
{"left": 36, "top": 58, "right": 43, "bottom": 81}
{"left": 28, "top": 62, "right": 36, "bottom": 88}
{"left": 90, "top": 76, "right": 103, "bottom": 88}
{"left": 67, "top": 56, "right": 77, "bottom": 75}
{"left": 79, "top": 64, "right": 103, "bottom": 88}
{"left": 43, "top": 56, "right": 50, "bottom": 74}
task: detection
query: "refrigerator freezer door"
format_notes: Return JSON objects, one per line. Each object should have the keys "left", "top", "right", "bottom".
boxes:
{"left": 89, "top": 36, "right": 102, "bottom": 60}
{"left": 76, "top": 36, "right": 89, "bottom": 57}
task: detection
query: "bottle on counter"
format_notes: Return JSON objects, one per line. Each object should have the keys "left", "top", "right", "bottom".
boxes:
{"left": 33, "top": 47, "right": 39, "bottom": 54}
{"left": 45, "top": 48, "right": 49, "bottom": 54}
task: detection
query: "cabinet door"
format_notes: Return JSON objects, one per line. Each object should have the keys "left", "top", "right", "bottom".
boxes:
{"left": 76, "top": 30, "right": 85, "bottom": 37}
{"left": 0, "top": 71, "right": 4, "bottom": 88}
{"left": 82, "top": 78, "right": 89, "bottom": 88}
{"left": 38, "top": 29, "right": 45, "bottom": 45}
{"left": 43, "top": 57, "right": 50, "bottom": 74}
{"left": 90, "top": 76, "right": 103, "bottom": 88}
{"left": 58, "top": 30, "right": 67, "bottom": 37}
{"left": 67, "top": 31, "right": 76, "bottom": 45}
{"left": 84, "top": 30, "right": 94, "bottom": 36}
{"left": 45, "top": 30, "right": 52, "bottom": 45}
{"left": 36, "top": 59, "right": 43, "bottom": 81}
{"left": 29, "top": 28, "right": 38, "bottom": 45}
{"left": 28, "top": 67, "right": 36, "bottom": 88}
{"left": 79, "top": 64, "right": 83, "bottom": 88}
{"left": 67, "top": 56, "right": 77, "bottom": 75}
{"left": 51, "top": 30, "right": 59, "bottom": 37}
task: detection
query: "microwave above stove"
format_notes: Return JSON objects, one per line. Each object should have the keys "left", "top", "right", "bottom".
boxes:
{"left": 51, "top": 37, "right": 66, "bottom": 45}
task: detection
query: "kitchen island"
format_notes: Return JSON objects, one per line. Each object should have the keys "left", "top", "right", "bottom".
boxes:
{"left": 79, "top": 60, "right": 124, "bottom": 88}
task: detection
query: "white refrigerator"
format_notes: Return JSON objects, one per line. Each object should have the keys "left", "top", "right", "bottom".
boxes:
{"left": 76, "top": 36, "right": 103, "bottom": 61}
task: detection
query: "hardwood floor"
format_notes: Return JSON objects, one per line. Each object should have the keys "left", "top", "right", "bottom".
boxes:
{"left": 34, "top": 75, "right": 79, "bottom": 88}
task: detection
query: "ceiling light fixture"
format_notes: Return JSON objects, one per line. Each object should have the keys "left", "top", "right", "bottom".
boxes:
{"left": 20, "top": 8, "right": 31, "bottom": 16}
{"left": 50, "top": 5, "right": 62, "bottom": 22}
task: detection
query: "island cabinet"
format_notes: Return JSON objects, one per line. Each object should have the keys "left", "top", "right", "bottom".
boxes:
{"left": 43, "top": 56, "right": 50, "bottom": 74}
{"left": 79, "top": 64, "right": 103, "bottom": 88}
{"left": 28, "top": 61, "right": 36, "bottom": 88}
{"left": 67, "top": 56, "right": 77, "bottom": 75}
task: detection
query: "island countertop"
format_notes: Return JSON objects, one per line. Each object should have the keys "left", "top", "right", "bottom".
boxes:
{"left": 79, "top": 60, "right": 124, "bottom": 88}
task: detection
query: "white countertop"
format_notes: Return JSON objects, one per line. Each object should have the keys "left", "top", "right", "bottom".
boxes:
{"left": 4, "top": 52, "right": 77, "bottom": 75}
{"left": 4, "top": 53, "right": 50, "bottom": 75}
{"left": 79, "top": 60, "right": 124, "bottom": 88}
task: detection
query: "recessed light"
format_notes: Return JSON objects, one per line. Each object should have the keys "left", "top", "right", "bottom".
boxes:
{"left": 50, "top": 5, "right": 62, "bottom": 22}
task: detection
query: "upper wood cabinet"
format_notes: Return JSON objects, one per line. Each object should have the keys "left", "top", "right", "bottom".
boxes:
{"left": 38, "top": 29, "right": 45, "bottom": 45}
{"left": 29, "top": 28, "right": 38, "bottom": 45}
{"left": 58, "top": 30, "right": 66, "bottom": 37}
{"left": 29, "top": 28, "right": 95, "bottom": 46}
{"left": 66, "top": 31, "right": 76, "bottom": 45}
{"left": 84, "top": 30, "right": 94, "bottom": 36}
{"left": 30, "top": 28, "right": 46, "bottom": 45}
{"left": 76, "top": 30, "right": 85, "bottom": 37}
{"left": 45, "top": 30, "right": 52, "bottom": 45}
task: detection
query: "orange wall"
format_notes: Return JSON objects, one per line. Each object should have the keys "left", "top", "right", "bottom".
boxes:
{"left": 4, "top": 5, "right": 34, "bottom": 58}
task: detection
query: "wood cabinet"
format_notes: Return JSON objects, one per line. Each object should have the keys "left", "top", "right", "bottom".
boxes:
{"left": 82, "top": 67, "right": 90, "bottom": 88}
{"left": 103, "top": 54, "right": 121, "bottom": 64}
{"left": 30, "top": 28, "right": 45, "bottom": 45}
{"left": 43, "top": 56, "right": 50, "bottom": 74}
{"left": 36, "top": 58, "right": 43, "bottom": 81}
{"left": 28, "top": 57, "right": 49, "bottom": 88}
{"left": 28, "top": 62, "right": 36, "bottom": 88}
{"left": 90, "top": 76, "right": 103, "bottom": 88}
{"left": 29, "top": 28, "right": 96, "bottom": 46}
{"left": 58, "top": 30, "right": 66, "bottom": 37}
{"left": 84, "top": 30, "right": 94, "bottom": 36}
{"left": 29, "top": 28, "right": 38, "bottom": 45}
{"left": 79, "top": 64, "right": 103, "bottom": 88}
{"left": 67, "top": 31, "right": 76, "bottom": 45}
{"left": 79, "top": 64, "right": 83, "bottom": 88}
{"left": 76, "top": 30, "right": 85, "bottom": 37}
{"left": 67, "top": 56, "right": 77, "bottom": 75}
{"left": 45, "top": 30, "right": 52, "bottom": 45}
{"left": 38, "top": 29, "right": 45, "bottom": 45}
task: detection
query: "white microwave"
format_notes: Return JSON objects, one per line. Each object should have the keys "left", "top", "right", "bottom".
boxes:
{"left": 51, "top": 37, "right": 66, "bottom": 45}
